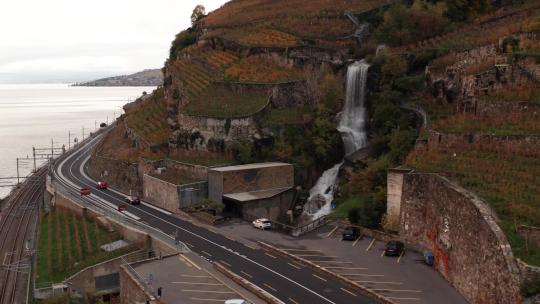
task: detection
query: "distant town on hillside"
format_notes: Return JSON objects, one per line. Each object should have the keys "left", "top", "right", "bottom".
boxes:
{"left": 72, "top": 69, "right": 163, "bottom": 87}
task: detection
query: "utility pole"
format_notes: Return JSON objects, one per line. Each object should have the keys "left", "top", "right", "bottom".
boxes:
{"left": 16, "top": 158, "right": 20, "bottom": 185}
{"left": 68, "top": 131, "right": 71, "bottom": 150}
{"left": 95, "top": 120, "right": 97, "bottom": 131}
{"left": 32, "top": 147, "right": 36, "bottom": 173}
{"left": 82, "top": 126, "right": 85, "bottom": 141}
{"left": 51, "top": 138, "right": 54, "bottom": 159}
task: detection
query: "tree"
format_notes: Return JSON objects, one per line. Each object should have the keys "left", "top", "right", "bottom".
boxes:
{"left": 191, "top": 5, "right": 206, "bottom": 25}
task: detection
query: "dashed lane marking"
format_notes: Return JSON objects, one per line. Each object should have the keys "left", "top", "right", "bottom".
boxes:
{"left": 371, "top": 288, "right": 422, "bottom": 293}
{"left": 264, "top": 252, "right": 277, "bottom": 259}
{"left": 185, "top": 242, "right": 195, "bottom": 248}
{"left": 240, "top": 271, "right": 253, "bottom": 278}
{"left": 340, "top": 287, "right": 357, "bottom": 297}
{"left": 282, "top": 249, "right": 322, "bottom": 252}
{"left": 201, "top": 250, "right": 212, "bottom": 257}
{"left": 381, "top": 250, "right": 386, "bottom": 257}
{"left": 312, "top": 274, "right": 327, "bottom": 282}
{"left": 219, "top": 260, "right": 232, "bottom": 267}
{"left": 181, "top": 275, "right": 211, "bottom": 278}
{"left": 263, "top": 283, "right": 277, "bottom": 292}
{"left": 288, "top": 262, "right": 302, "bottom": 270}
{"left": 295, "top": 255, "right": 337, "bottom": 258}
{"left": 311, "top": 261, "right": 352, "bottom": 264}
{"left": 366, "top": 239, "right": 376, "bottom": 251}
{"left": 288, "top": 298, "right": 300, "bottom": 304}
{"left": 342, "top": 273, "right": 385, "bottom": 277}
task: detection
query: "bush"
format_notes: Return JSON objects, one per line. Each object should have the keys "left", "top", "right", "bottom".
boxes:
{"left": 341, "top": 196, "right": 386, "bottom": 228}
{"left": 521, "top": 273, "right": 540, "bottom": 297}
{"left": 169, "top": 28, "right": 199, "bottom": 60}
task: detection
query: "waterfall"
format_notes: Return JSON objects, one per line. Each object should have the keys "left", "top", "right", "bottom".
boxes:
{"left": 304, "top": 60, "right": 369, "bottom": 219}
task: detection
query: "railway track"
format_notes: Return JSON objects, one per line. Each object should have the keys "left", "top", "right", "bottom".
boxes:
{"left": 0, "top": 168, "right": 46, "bottom": 304}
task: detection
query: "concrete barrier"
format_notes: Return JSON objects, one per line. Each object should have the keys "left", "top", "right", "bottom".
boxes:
{"left": 258, "top": 242, "right": 397, "bottom": 304}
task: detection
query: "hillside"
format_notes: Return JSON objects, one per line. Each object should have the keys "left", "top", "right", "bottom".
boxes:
{"left": 94, "top": 1, "right": 540, "bottom": 297}
{"left": 73, "top": 69, "right": 163, "bottom": 87}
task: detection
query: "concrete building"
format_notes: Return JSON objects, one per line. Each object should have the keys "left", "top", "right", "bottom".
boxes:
{"left": 208, "top": 163, "right": 294, "bottom": 221}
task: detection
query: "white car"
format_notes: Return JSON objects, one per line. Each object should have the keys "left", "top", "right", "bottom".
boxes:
{"left": 225, "top": 300, "right": 252, "bottom": 304}
{"left": 252, "top": 218, "right": 272, "bottom": 230}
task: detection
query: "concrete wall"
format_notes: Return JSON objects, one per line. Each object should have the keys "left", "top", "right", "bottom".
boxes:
{"left": 386, "top": 169, "right": 408, "bottom": 231}
{"left": 143, "top": 174, "right": 180, "bottom": 213}
{"left": 241, "top": 190, "right": 294, "bottom": 222}
{"left": 392, "top": 171, "right": 522, "bottom": 304}
{"left": 208, "top": 163, "right": 294, "bottom": 202}
{"left": 119, "top": 266, "right": 156, "bottom": 304}
{"left": 88, "top": 154, "right": 141, "bottom": 195}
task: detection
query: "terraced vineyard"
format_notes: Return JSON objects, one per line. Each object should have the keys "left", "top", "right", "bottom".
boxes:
{"left": 170, "top": 59, "right": 216, "bottom": 99}
{"left": 224, "top": 56, "right": 303, "bottom": 83}
{"left": 125, "top": 90, "right": 170, "bottom": 145}
{"left": 406, "top": 142, "right": 540, "bottom": 265}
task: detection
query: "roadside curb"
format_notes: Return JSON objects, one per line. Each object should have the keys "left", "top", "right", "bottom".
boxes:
{"left": 258, "top": 241, "right": 397, "bottom": 304}
{"left": 213, "top": 262, "right": 284, "bottom": 304}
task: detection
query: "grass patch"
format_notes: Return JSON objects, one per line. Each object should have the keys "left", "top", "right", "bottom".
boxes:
{"left": 406, "top": 143, "right": 540, "bottom": 265}
{"left": 36, "top": 208, "right": 137, "bottom": 286}
{"left": 182, "top": 85, "right": 268, "bottom": 118}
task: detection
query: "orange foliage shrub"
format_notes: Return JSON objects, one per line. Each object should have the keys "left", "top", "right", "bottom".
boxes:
{"left": 224, "top": 56, "right": 302, "bottom": 83}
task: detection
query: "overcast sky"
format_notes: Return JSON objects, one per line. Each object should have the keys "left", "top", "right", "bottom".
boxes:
{"left": 0, "top": 0, "right": 228, "bottom": 83}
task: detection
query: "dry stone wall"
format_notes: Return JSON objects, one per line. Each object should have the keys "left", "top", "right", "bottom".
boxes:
{"left": 395, "top": 171, "right": 522, "bottom": 304}
{"left": 88, "top": 154, "right": 142, "bottom": 195}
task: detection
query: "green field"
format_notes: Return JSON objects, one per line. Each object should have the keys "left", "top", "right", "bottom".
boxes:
{"left": 36, "top": 208, "right": 136, "bottom": 286}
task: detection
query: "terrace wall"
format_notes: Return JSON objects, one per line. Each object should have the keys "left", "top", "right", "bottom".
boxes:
{"left": 88, "top": 154, "right": 142, "bottom": 196}
{"left": 390, "top": 170, "right": 522, "bottom": 304}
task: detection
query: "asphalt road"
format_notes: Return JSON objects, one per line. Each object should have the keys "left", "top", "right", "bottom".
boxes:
{"left": 52, "top": 133, "right": 380, "bottom": 304}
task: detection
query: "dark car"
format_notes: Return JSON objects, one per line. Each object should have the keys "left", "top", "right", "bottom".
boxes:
{"left": 384, "top": 240, "right": 405, "bottom": 256}
{"left": 97, "top": 181, "right": 108, "bottom": 190}
{"left": 125, "top": 196, "right": 141, "bottom": 205}
{"left": 342, "top": 226, "right": 361, "bottom": 241}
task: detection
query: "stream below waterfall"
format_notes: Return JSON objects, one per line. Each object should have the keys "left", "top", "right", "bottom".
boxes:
{"left": 305, "top": 60, "right": 370, "bottom": 219}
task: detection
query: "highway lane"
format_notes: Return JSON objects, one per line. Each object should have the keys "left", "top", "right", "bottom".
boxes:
{"left": 53, "top": 133, "right": 379, "bottom": 304}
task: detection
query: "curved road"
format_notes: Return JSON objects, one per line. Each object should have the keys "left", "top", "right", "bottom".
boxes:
{"left": 52, "top": 133, "right": 380, "bottom": 304}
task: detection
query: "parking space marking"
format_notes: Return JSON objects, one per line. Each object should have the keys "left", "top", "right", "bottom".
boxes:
{"left": 171, "top": 282, "right": 223, "bottom": 286}
{"left": 387, "top": 297, "right": 421, "bottom": 301}
{"left": 180, "top": 254, "right": 202, "bottom": 270}
{"left": 312, "top": 274, "right": 327, "bottom": 282}
{"left": 372, "top": 288, "right": 421, "bottom": 293}
{"left": 219, "top": 260, "right": 232, "bottom": 267}
{"left": 288, "top": 262, "right": 302, "bottom": 270}
{"left": 288, "top": 297, "right": 300, "bottom": 304}
{"left": 240, "top": 271, "right": 253, "bottom": 278}
{"left": 340, "top": 287, "right": 357, "bottom": 297}
{"left": 366, "top": 239, "right": 376, "bottom": 251}
{"left": 355, "top": 281, "right": 403, "bottom": 285}
{"left": 326, "top": 226, "right": 339, "bottom": 238}
{"left": 201, "top": 250, "right": 212, "bottom": 257}
{"left": 264, "top": 252, "right": 277, "bottom": 259}
{"left": 191, "top": 298, "right": 228, "bottom": 302}
{"left": 182, "top": 290, "right": 235, "bottom": 294}
{"left": 263, "top": 283, "right": 278, "bottom": 292}
{"left": 353, "top": 237, "right": 361, "bottom": 246}
{"left": 397, "top": 249, "right": 406, "bottom": 264}
{"left": 381, "top": 250, "right": 386, "bottom": 257}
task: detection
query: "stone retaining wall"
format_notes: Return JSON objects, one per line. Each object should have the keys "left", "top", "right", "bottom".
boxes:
{"left": 392, "top": 171, "right": 522, "bottom": 304}
{"left": 428, "top": 130, "right": 540, "bottom": 149}
{"left": 518, "top": 225, "right": 540, "bottom": 248}
{"left": 88, "top": 154, "right": 142, "bottom": 195}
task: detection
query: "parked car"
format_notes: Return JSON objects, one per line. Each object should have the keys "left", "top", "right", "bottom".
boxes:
{"left": 97, "top": 181, "right": 108, "bottom": 189}
{"left": 117, "top": 204, "right": 127, "bottom": 212}
{"left": 342, "top": 226, "right": 361, "bottom": 241}
{"left": 252, "top": 218, "right": 272, "bottom": 230}
{"left": 125, "top": 196, "right": 141, "bottom": 205}
{"left": 384, "top": 240, "right": 405, "bottom": 256}
{"left": 80, "top": 188, "right": 91, "bottom": 196}
{"left": 225, "top": 300, "right": 252, "bottom": 304}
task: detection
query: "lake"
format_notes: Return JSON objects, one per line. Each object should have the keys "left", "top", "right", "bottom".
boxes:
{"left": 0, "top": 83, "right": 155, "bottom": 198}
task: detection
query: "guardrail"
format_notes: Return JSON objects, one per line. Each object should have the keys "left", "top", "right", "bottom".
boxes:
{"left": 121, "top": 256, "right": 157, "bottom": 301}
{"left": 242, "top": 213, "right": 329, "bottom": 237}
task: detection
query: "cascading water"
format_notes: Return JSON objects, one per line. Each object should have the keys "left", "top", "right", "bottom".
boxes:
{"left": 305, "top": 60, "right": 370, "bottom": 219}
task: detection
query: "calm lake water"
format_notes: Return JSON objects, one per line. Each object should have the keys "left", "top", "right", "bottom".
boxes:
{"left": 0, "top": 83, "right": 155, "bottom": 198}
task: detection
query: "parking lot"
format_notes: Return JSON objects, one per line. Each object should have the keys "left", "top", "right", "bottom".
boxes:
{"left": 219, "top": 220, "right": 467, "bottom": 304}
{"left": 133, "top": 254, "right": 261, "bottom": 304}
